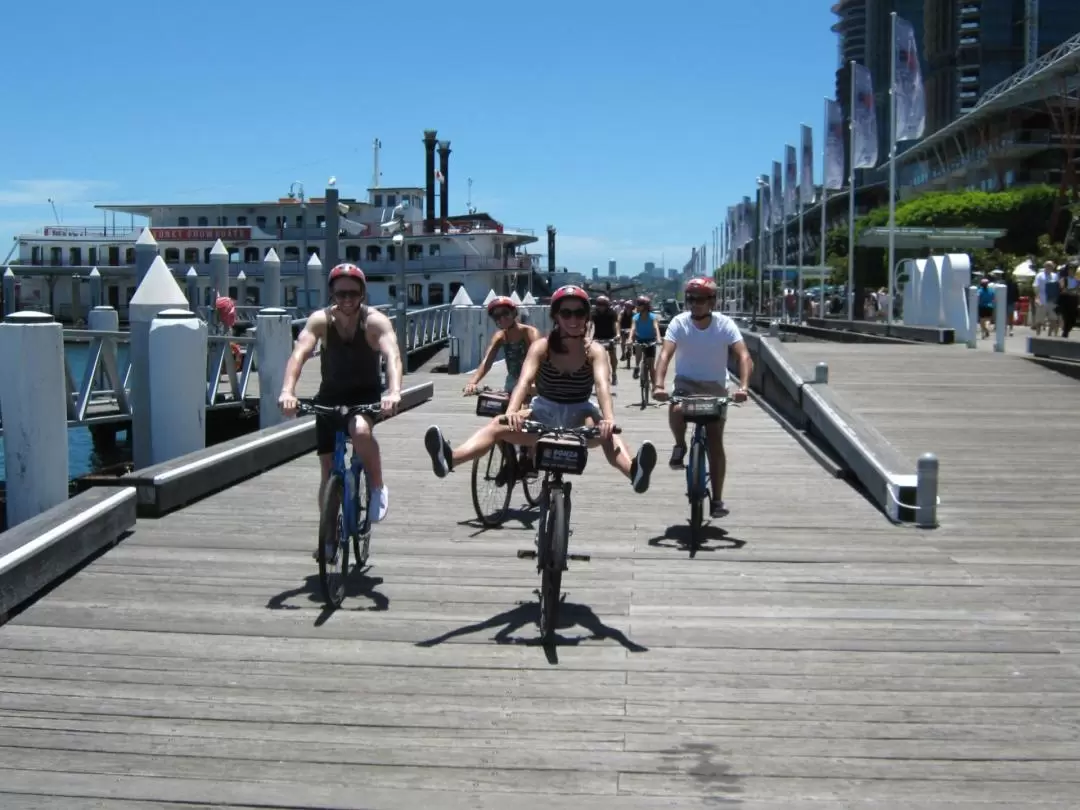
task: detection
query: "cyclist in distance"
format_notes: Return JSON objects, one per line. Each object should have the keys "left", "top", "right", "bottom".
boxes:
{"left": 618, "top": 299, "right": 635, "bottom": 363}
{"left": 631, "top": 295, "right": 661, "bottom": 379}
{"left": 423, "top": 285, "right": 657, "bottom": 492}
{"left": 651, "top": 277, "right": 751, "bottom": 517}
{"left": 587, "top": 294, "right": 620, "bottom": 385}
{"left": 279, "top": 262, "right": 402, "bottom": 528}
{"left": 462, "top": 296, "right": 541, "bottom": 395}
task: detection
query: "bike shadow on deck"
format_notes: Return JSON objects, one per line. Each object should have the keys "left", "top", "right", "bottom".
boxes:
{"left": 266, "top": 568, "right": 390, "bottom": 627}
{"left": 414, "top": 598, "right": 648, "bottom": 665}
{"left": 648, "top": 523, "right": 746, "bottom": 556}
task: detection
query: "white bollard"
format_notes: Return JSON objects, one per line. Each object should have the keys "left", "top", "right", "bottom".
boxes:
{"left": 128, "top": 257, "right": 191, "bottom": 470}
{"left": 148, "top": 309, "right": 207, "bottom": 465}
{"left": 3, "top": 268, "right": 17, "bottom": 316}
{"left": 185, "top": 267, "right": 199, "bottom": 311}
{"left": 134, "top": 227, "right": 158, "bottom": 286}
{"left": 966, "top": 286, "right": 979, "bottom": 349}
{"left": 306, "top": 253, "right": 323, "bottom": 311}
{"left": 237, "top": 269, "right": 248, "bottom": 307}
{"left": 88, "top": 267, "right": 102, "bottom": 309}
{"left": 256, "top": 308, "right": 294, "bottom": 429}
{"left": 0, "top": 312, "right": 69, "bottom": 527}
{"left": 209, "top": 239, "right": 229, "bottom": 300}
{"left": 262, "top": 248, "right": 282, "bottom": 308}
{"left": 993, "top": 284, "right": 1008, "bottom": 353}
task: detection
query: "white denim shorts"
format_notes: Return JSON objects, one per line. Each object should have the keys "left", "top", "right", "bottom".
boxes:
{"left": 527, "top": 395, "right": 601, "bottom": 429}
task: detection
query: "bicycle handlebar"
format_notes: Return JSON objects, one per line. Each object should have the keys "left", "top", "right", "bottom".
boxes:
{"left": 296, "top": 399, "right": 383, "bottom": 418}
{"left": 497, "top": 416, "right": 622, "bottom": 437}
{"left": 666, "top": 394, "right": 733, "bottom": 405}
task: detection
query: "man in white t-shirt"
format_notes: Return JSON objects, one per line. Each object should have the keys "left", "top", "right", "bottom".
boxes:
{"left": 1033, "top": 260, "right": 1060, "bottom": 336}
{"left": 652, "top": 277, "right": 752, "bottom": 518}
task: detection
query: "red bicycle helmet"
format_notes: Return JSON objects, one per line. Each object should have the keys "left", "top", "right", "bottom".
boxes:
{"left": 594, "top": 295, "right": 610, "bottom": 306}
{"left": 486, "top": 295, "right": 517, "bottom": 315}
{"left": 635, "top": 295, "right": 651, "bottom": 306}
{"left": 550, "top": 285, "right": 590, "bottom": 311}
{"left": 684, "top": 277, "right": 717, "bottom": 296}
{"left": 328, "top": 262, "right": 366, "bottom": 286}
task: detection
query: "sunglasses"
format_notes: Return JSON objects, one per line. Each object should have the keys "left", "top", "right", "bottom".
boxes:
{"left": 686, "top": 295, "right": 713, "bottom": 304}
{"left": 490, "top": 308, "right": 513, "bottom": 319}
{"left": 333, "top": 290, "right": 363, "bottom": 302}
{"left": 558, "top": 307, "right": 589, "bottom": 320}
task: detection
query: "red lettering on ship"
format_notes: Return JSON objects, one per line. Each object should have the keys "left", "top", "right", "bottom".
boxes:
{"left": 149, "top": 227, "right": 252, "bottom": 241}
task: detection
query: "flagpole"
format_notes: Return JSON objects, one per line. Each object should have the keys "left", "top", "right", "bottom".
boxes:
{"left": 847, "top": 60, "right": 857, "bottom": 321}
{"left": 887, "top": 11, "right": 898, "bottom": 328}
{"left": 783, "top": 160, "right": 789, "bottom": 323}
{"left": 798, "top": 131, "right": 805, "bottom": 325}
{"left": 820, "top": 101, "right": 829, "bottom": 316}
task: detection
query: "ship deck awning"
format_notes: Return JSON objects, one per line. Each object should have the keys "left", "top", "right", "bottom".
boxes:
{"left": 857, "top": 227, "right": 1007, "bottom": 249}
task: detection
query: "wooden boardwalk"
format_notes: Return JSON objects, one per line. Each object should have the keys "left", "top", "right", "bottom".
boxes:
{"left": 1, "top": 359, "right": 1079, "bottom": 808}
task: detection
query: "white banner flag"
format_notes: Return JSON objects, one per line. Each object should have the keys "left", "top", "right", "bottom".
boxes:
{"left": 742, "top": 196, "right": 753, "bottom": 247}
{"left": 894, "top": 16, "right": 926, "bottom": 142}
{"left": 771, "top": 162, "right": 783, "bottom": 226}
{"left": 852, "top": 63, "right": 879, "bottom": 169}
{"left": 759, "top": 174, "right": 771, "bottom": 229}
{"left": 784, "top": 144, "right": 798, "bottom": 214}
{"left": 824, "top": 99, "right": 845, "bottom": 190}
{"left": 800, "top": 124, "right": 814, "bottom": 204}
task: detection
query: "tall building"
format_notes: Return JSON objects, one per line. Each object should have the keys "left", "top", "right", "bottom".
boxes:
{"left": 591, "top": 266, "right": 599, "bottom": 281}
{"left": 644, "top": 261, "right": 655, "bottom": 277}
{"left": 607, "top": 259, "right": 616, "bottom": 277}
{"left": 924, "top": 0, "right": 1080, "bottom": 134}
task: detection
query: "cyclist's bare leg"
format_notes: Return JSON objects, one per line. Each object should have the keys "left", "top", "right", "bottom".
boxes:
{"left": 705, "top": 419, "right": 727, "bottom": 503}
{"left": 447, "top": 413, "right": 540, "bottom": 467}
{"left": 667, "top": 402, "right": 688, "bottom": 467}
{"left": 607, "top": 344, "right": 618, "bottom": 382}
{"left": 349, "top": 414, "right": 382, "bottom": 488}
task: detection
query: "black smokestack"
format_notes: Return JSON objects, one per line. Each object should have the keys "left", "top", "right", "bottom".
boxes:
{"left": 438, "top": 140, "right": 451, "bottom": 233}
{"left": 423, "top": 129, "right": 438, "bottom": 234}
{"left": 546, "top": 225, "right": 556, "bottom": 274}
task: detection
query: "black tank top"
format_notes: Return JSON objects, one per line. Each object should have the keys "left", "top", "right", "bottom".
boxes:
{"left": 535, "top": 353, "right": 594, "bottom": 403}
{"left": 318, "top": 306, "right": 382, "bottom": 400}
{"left": 592, "top": 310, "right": 618, "bottom": 340}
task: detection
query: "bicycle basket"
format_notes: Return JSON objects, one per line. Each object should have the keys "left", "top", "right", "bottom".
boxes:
{"left": 476, "top": 391, "right": 510, "bottom": 417}
{"left": 681, "top": 396, "right": 726, "bottom": 422}
{"left": 535, "top": 437, "right": 589, "bottom": 475}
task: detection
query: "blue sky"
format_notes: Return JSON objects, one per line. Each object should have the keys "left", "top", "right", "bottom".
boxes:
{"left": 1, "top": 0, "right": 839, "bottom": 275}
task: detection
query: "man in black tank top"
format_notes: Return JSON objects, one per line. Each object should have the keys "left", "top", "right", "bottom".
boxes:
{"left": 278, "top": 263, "right": 404, "bottom": 529}
{"left": 588, "top": 295, "right": 619, "bottom": 385}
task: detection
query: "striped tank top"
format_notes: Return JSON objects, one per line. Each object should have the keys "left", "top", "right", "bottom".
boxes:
{"left": 535, "top": 355, "right": 594, "bottom": 404}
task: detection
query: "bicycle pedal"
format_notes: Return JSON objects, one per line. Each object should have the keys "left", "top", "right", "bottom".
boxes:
{"left": 568, "top": 553, "right": 591, "bottom": 563}
{"left": 517, "top": 549, "right": 537, "bottom": 559}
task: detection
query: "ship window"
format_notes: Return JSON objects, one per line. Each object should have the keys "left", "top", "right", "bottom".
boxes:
{"left": 316, "top": 216, "right": 325, "bottom": 228}
{"left": 408, "top": 244, "right": 423, "bottom": 260}
{"left": 184, "top": 247, "right": 199, "bottom": 265}
{"left": 125, "top": 248, "right": 136, "bottom": 264}
{"left": 237, "top": 216, "right": 248, "bottom": 226}
{"left": 218, "top": 216, "right": 229, "bottom": 226}
{"left": 50, "top": 246, "right": 63, "bottom": 266}
{"left": 246, "top": 286, "right": 260, "bottom": 306}
{"left": 164, "top": 248, "right": 180, "bottom": 264}
{"left": 227, "top": 247, "right": 240, "bottom": 263}
{"left": 31, "top": 246, "right": 42, "bottom": 265}
{"left": 88, "top": 247, "right": 98, "bottom": 266}
{"left": 449, "top": 282, "right": 462, "bottom": 300}
{"left": 493, "top": 243, "right": 502, "bottom": 259}
{"left": 244, "top": 247, "right": 259, "bottom": 263}
{"left": 373, "top": 194, "right": 383, "bottom": 207}
{"left": 366, "top": 245, "right": 381, "bottom": 261}
{"left": 388, "top": 284, "right": 396, "bottom": 299}
{"left": 295, "top": 216, "right": 303, "bottom": 228}
{"left": 204, "top": 247, "right": 213, "bottom": 263}
{"left": 387, "top": 245, "right": 396, "bottom": 261}
{"left": 228, "top": 286, "right": 238, "bottom": 299}
{"left": 69, "top": 247, "right": 82, "bottom": 266}
{"left": 197, "top": 216, "right": 209, "bottom": 226}
{"left": 428, "top": 283, "right": 444, "bottom": 305}
{"left": 306, "top": 246, "right": 319, "bottom": 258}
{"left": 345, "top": 245, "right": 361, "bottom": 262}
{"left": 256, "top": 216, "right": 267, "bottom": 229}
{"left": 387, "top": 195, "right": 396, "bottom": 206}
{"left": 407, "top": 283, "right": 423, "bottom": 306}
{"left": 108, "top": 246, "right": 120, "bottom": 266}
{"left": 178, "top": 216, "right": 190, "bottom": 226}
{"left": 429, "top": 243, "right": 440, "bottom": 256}
{"left": 284, "top": 247, "right": 300, "bottom": 262}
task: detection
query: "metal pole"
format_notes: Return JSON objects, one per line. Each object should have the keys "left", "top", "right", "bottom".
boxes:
{"left": 847, "top": 60, "right": 857, "bottom": 321}
{"left": 395, "top": 234, "right": 408, "bottom": 373}
{"left": 887, "top": 12, "right": 898, "bottom": 328}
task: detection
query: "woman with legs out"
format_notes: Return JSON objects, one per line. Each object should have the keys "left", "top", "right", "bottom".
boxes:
{"left": 423, "top": 285, "right": 657, "bottom": 492}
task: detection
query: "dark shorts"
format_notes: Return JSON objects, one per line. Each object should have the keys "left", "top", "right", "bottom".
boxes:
{"left": 978, "top": 306, "right": 993, "bottom": 319}
{"left": 633, "top": 338, "right": 657, "bottom": 358}
{"left": 315, "top": 387, "right": 381, "bottom": 455}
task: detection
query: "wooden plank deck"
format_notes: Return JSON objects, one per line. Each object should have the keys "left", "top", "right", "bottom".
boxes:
{"left": 1, "top": 360, "right": 1078, "bottom": 808}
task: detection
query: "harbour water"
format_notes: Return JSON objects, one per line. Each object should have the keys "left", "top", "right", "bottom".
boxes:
{"left": 0, "top": 344, "right": 133, "bottom": 484}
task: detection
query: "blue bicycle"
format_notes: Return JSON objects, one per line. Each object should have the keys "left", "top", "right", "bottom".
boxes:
{"left": 296, "top": 399, "right": 382, "bottom": 607}
{"left": 667, "top": 394, "right": 730, "bottom": 556}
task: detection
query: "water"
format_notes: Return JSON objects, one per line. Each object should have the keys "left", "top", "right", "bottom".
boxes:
{"left": 0, "top": 343, "right": 133, "bottom": 484}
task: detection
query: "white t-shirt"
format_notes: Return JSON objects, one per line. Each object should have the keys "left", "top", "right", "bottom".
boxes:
{"left": 1034, "top": 270, "right": 1059, "bottom": 305}
{"left": 663, "top": 311, "right": 743, "bottom": 382}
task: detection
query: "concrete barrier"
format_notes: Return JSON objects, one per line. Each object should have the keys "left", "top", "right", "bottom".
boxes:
{"left": 0, "top": 487, "right": 137, "bottom": 617}
{"left": 1028, "top": 336, "right": 1080, "bottom": 362}
{"left": 85, "top": 381, "right": 435, "bottom": 517}
{"left": 730, "top": 333, "right": 930, "bottom": 526}
{"left": 805, "top": 318, "right": 954, "bottom": 344}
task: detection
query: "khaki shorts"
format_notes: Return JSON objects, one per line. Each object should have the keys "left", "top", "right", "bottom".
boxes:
{"left": 673, "top": 376, "right": 729, "bottom": 397}
{"left": 1036, "top": 303, "right": 1060, "bottom": 326}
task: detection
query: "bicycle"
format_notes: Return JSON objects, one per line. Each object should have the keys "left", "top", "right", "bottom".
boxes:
{"left": 499, "top": 416, "right": 621, "bottom": 641}
{"left": 634, "top": 341, "right": 658, "bottom": 408}
{"left": 665, "top": 394, "right": 731, "bottom": 556}
{"left": 592, "top": 338, "right": 618, "bottom": 385}
{"left": 469, "top": 388, "right": 542, "bottom": 526}
{"left": 296, "top": 399, "right": 382, "bottom": 607}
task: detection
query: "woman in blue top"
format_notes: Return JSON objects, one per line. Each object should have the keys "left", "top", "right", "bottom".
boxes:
{"left": 630, "top": 295, "right": 661, "bottom": 380}
{"left": 977, "top": 278, "right": 995, "bottom": 339}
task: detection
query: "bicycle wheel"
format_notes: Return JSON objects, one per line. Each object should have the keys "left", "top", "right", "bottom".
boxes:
{"left": 318, "top": 473, "right": 350, "bottom": 607}
{"left": 352, "top": 467, "right": 372, "bottom": 568}
{"left": 687, "top": 440, "right": 705, "bottom": 555}
{"left": 539, "top": 487, "right": 567, "bottom": 640}
{"left": 471, "top": 443, "right": 513, "bottom": 526}
{"left": 640, "top": 360, "right": 651, "bottom": 408}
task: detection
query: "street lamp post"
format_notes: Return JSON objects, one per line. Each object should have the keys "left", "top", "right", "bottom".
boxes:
{"left": 289, "top": 182, "right": 309, "bottom": 311}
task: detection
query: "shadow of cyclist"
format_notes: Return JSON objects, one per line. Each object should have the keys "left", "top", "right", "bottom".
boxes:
{"left": 266, "top": 569, "right": 389, "bottom": 626}
{"left": 414, "top": 598, "right": 647, "bottom": 664}
{"left": 647, "top": 523, "right": 745, "bottom": 553}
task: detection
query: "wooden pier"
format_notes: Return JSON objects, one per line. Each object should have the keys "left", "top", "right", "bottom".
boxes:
{"left": 1, "top": 355, "right": 1078, "bottom": 807}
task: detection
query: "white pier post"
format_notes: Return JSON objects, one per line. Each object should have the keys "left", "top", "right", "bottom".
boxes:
{"left": 993, "top": 284, "right": 1008, "bottom": 353}
{"left": 185, "top": 267, "right": 199, "bottom": 311}
{"left": 262, "top": 248, "right": 282, "bottom": 308}
{"left": 236, "top": 269, "right": 248, "bottom": 308}
{"left": 88, "top": 267, "right": 102, "bottom": 309}
{"left": 966, "top": 286, "right": 979, "bottom": 349}
{"left": 149, "top": 309, "right": 207, "bottom": 464}
{"left": 69, "top": 273, "right": 84, "bottom": 326}
{"left": 256, "top": 307, "right": 294, "bottom": 429}
{"left": 306, "top": 253, "right": 323, "bottom": 312}
{"left": 88, "top": 305, "right": 120, "bottom": 392}
{"left": 3, "top": 268, "right": 17, "bottom": 316}
{"left": 0, "top": 312, "right": 69, "bottom": 528}
{"left": 209, "top": 239, "right": 229, "bottom": 301}
{"left": 128, "top": 257, "right": 190, "bottom": 470}
{"left": 134, "top": 227, "right": 159, "bottom": 286}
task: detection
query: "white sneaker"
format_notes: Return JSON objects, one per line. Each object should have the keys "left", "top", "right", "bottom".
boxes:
{"left": 369, "top": 485, "right": 389, "bottom": 523}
